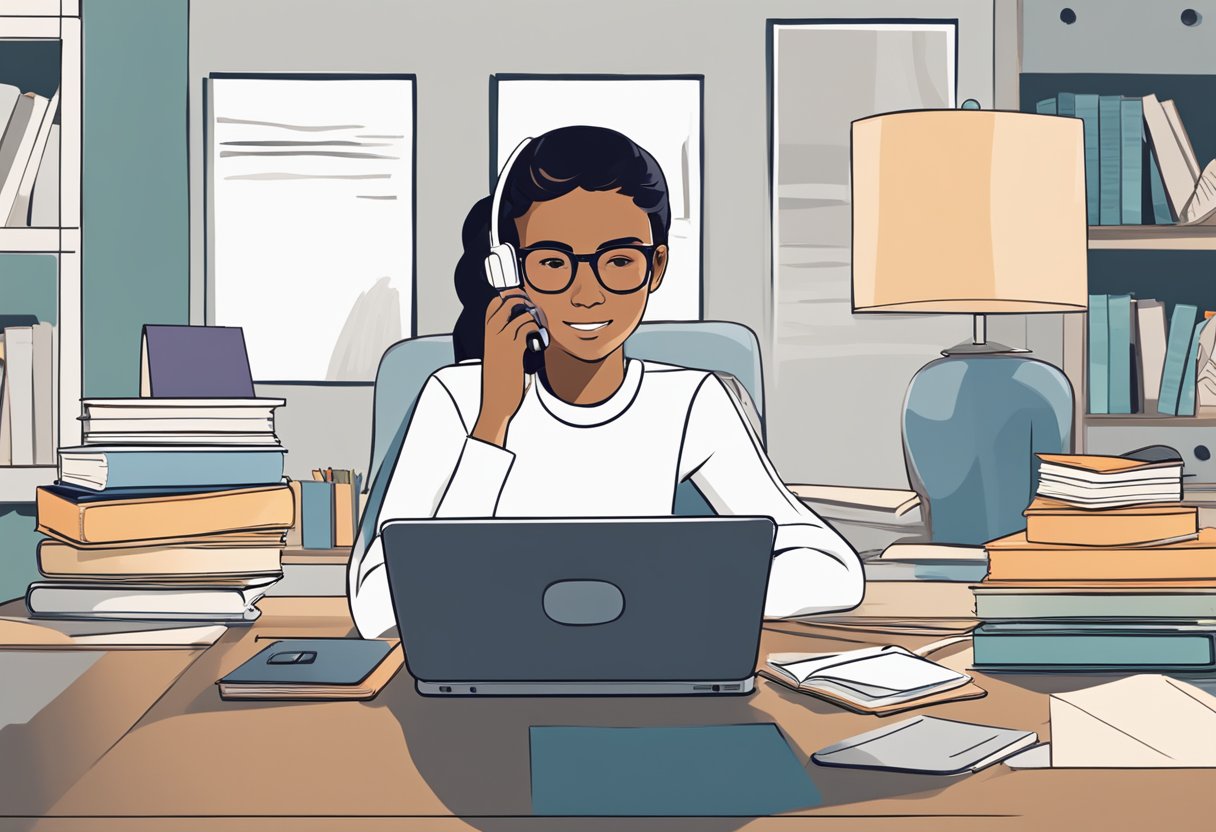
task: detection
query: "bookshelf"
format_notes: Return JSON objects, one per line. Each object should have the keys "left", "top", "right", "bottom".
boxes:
{"left": 0, "top": 2, "right": 81, "bottom": 500}
{"left": 1021, "top": 4, "right": 1216, "bottom": 485}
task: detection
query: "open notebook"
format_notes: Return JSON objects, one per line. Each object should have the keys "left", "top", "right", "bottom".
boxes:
{"left": 759, "top": 644, "right": 986, "bottom": 715}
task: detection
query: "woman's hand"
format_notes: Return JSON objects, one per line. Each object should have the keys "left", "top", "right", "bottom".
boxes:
{"left": 471, "top": 290, "right": 541, "bottom": 447}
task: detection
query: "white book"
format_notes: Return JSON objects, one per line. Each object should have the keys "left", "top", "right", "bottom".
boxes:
{"left": 0, "top": 84, "right": 22, "bottom": 151}
{"left": 81, "top": 416, "right": 275, "bottom": 434}
{"left": 81, "top": 430, "right": 280, "bottom": 446}
{"left": 0, "top": 332, "right": 8, "bottom": 465}
{"left": 1143, "top": 95, "right": 1198, "bottom": 221}
{"left": 25, "top": 577, "right": 278, "bottom": 621}
{"left": 1163, "top": 99, "right": 1202, "bottom": 183}
{"left": 0, "top": 93, "right": 49, "bottom": 224}
{"left": 31, "top": 322, "right": 53, "bottom": 464}
{"left": 3, "top": 326, "right": 34, "bottom": 465}
{"left": 28, "top": 124, "right": 58, "bottom": 227}
{"left": 7, "top": 89, "right": 58, "bottom": 227}
{"left": 1136, "top": 300, "right": 1168, "bottom": 412}
{"left": 81, "top": 398, "right": 284, "bottom": 422}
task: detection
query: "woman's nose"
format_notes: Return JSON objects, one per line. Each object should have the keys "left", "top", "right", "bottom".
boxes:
{"left": 569, "top": 264, "right": 606, "bottom": 308}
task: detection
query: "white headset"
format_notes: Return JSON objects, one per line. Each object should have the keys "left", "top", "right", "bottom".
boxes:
{"left": 484, "top": 137, "right": 534, "bottom": 291}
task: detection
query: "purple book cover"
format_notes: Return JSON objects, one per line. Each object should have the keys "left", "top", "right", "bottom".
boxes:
{"left": 141, "top": 325, "right": 256, "bottom": 398}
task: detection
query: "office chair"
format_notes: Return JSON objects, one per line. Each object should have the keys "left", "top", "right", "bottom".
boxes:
{"left": 353, "top": 320, "right": 766, "bottom": 554}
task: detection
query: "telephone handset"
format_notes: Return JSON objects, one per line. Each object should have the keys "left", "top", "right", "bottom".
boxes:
{"left": 484, "top": 137, "right": 550, "bottom": 363}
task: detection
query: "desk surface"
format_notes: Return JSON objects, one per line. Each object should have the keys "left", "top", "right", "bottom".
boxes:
{"left": 3, "top": 583, "right": 1214, "bottom": 831}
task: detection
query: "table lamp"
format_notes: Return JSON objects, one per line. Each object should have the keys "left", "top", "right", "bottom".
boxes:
{"left": 851, "top": 108, "right": 1088, "bottom": 544}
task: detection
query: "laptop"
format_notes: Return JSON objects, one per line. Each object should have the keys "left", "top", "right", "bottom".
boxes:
{"left": 381, "top": 516, "right": 776, "bottom": 696}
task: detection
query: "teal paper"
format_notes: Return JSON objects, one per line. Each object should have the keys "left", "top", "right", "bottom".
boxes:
{"left": 530, "top": 724, "right": 820, "bottom": 816}
{"left": 1120, "top": 98, "right": 1143, "bottom": 224}
{"left": 1088, "top": 294, "right": 1109, "bottom": 414}
{"left": 1075, "top": 94, "right": 1101, "bottom": 225}
{"left": 1098, "top": 96, "right": 1122, "bottom": 225}
{"left": 1177, "top": 319, "right": 1208, "bottom": 416}
{"left": 1107, "top": 294, "right": 1133, "bottom": 414}
{"left": 1158, "top": 303, "right": 1199, "bottom": 415}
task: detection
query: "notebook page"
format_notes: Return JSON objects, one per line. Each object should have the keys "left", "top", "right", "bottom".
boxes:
{"left": 810, "top": 652, "right": 966, "bottom": 697}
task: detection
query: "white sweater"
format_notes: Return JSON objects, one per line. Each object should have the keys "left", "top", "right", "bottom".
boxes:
{"left": 347, "top": 359, "right": 864, "bottom": 638}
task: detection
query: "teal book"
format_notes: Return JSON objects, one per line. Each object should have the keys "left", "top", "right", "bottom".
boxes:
{"left": 1120, "top": 98, "right": 1143, "bottom": 224}
{"left": 57, "top": 446, "right": 285, "bottom": 491}
{"left": 972, "top": 626, "right": 1216, "bottom": 670}
{"left": 300, "top": 480, "right": 335, "bottom": 549}
{"left": 1056, "top": 91, "right": 1076, "bottom": 117}
{"left": 1148, "top": 146, "right": 1174, "bottom": 224}
{"left": 1075, "top": 94, "right": 1101, "bottom": 225}
{"left": 1035, "top": 97, "right": 1057, "bottom": 114}
{"left": 1157, "top": 303, "right": 1199, "bottom": 415}
{"left": 530, "top": 724, "right": 820, "bottom": 816}
{"left": 1098, "top": 96, "right": 1123, "bottom": 225}
{"left": 1088, "top": 294, "right": 1109, "bottom": 414}
{"left": 1106, "top": 294, "right": 1133, "bottom": 414}
{"left": 1177, "top": 319, "right": 1208, "bottom": 417}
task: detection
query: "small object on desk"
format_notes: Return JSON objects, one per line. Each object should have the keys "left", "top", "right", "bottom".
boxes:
{"left": 217, "top": 637, "right": 403, "bottom": 700}
{"left": 811, "top": 715, "right": 1038, "bottom": 775}
{"left": 1050, "top": 674, "right": 1216, "bottom": 768}
{"left": 140, "top": 324, "right": 256, "bottom": 398}
{"left": 760, "top": 644, "right": 985, "bottom": 715}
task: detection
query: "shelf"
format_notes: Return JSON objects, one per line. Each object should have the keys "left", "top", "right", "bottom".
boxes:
{"left": 0, "top": 227, "right": 67, "bottom": 254}
{"left": 1085, "top": 413, "right": 1216, "bottom": 428}
{"left": 0, "top": 466, "right": 55, "bottom": 502}
{"left": 1088, "top": 225, "right": 1216, "bottom": 250}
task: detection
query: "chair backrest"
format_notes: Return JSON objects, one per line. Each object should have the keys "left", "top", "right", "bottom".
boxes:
{"left": 356, "top": 320, "right": 766, "bottom": 550}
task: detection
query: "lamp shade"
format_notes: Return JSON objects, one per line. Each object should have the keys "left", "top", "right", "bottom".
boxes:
{"left": 851, "top": 110, "right": 1088, "bottom": 313}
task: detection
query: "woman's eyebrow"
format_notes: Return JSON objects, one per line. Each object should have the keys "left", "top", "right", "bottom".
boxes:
{"left": 526, "top": 239, "right": 574, "bottom": 252}
{"left": 598, "top": 236, "right": 645, "bottom": 248}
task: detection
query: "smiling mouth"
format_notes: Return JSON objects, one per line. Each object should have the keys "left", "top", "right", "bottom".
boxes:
{"left": 564, "top": 321, "right": 612, "bottom": 332}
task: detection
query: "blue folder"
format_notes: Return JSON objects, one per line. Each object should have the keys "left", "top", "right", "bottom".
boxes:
{"left": 530, "top": 724, "right": 820, "bottom": 816}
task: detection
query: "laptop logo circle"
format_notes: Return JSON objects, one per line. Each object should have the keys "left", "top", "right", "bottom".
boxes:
{"left": 542, "top": 580, "right": 625, "bottom": 626}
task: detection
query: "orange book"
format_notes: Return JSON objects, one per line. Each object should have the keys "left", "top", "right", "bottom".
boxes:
{"left": 1023, "top": 497, "right": 1198, "bottom": 546}
{"left": 36, "top": 485, "right": 294, "bottom": 545}
{"left": 37, "top": 539, "right": 283, "bottom": 578}
{"left": 985, "top": 528, "right": 1216, "bottom": 582}
{"left": 333, "top": 481, "right": 354, "bottom": 548}
{"left": 1036, "top": 453, "right": 1180, "bottom": 474}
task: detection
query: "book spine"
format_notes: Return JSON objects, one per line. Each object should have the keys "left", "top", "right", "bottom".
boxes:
{"left": 1107, "top": 294, "right": 1132, "bottom": 414}
{"left": 1177, "top": 319, "right": 1208, "bottom": 417}
{"left": 1035, "top": 97, "right": 1057, "bottom": 115}
{"left": 1056, "top": 92, "right": 1075, "bottom": 118}
{"left": 1148, "top": 139, "right": 1174, "bottom": 224}
{"left": 1088, "top": 294, "right": 1109, "bottom": 414}
{"left": 71, "top": 486, "right": 294, "bottom": 545}
{"left": 1157, "top": 303, "right": 1199, "bottom": 416}
{"left": 972, "top": 630, "right": 1215, "bottom": 668}
{"left": 1075, "top": 94, "right": 1101, "bottom": 225}
{"left": 82, "top": 449, "right": 285, "bottom": 491}
{"left": 986, "top": 547, "right": 1216, "bottom": 581}
{"left": 1119, "top": 97, "right": 1143, "bottom": 224}
{"left": 974, "top": 593, "right": 1216, "bottom": 621}
{"left": 301, "top": 481, "right": 335, "bottom": 549}
{"left": 1098, "top": 95, "right": 1123, "bottom": 225}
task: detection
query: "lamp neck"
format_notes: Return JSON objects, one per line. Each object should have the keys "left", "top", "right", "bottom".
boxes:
{"left": 940, "top": 313, "right": 1031, "bottom": 356}
{"left": 973, "top": 313, "right": 987, "bottom": 346}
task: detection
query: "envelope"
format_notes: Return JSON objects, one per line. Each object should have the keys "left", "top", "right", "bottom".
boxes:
{"left": 1050, "top": 674, "right": 1216, "bottom": 767}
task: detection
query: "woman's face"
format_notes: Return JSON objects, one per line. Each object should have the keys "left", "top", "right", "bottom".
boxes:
{"left": 513, "top": 187, "right": 667, "bottom": 363}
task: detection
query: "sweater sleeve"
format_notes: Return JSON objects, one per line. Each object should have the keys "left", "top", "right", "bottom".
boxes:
{"left": 679, "top": 375, "right": 865, "bottom": 618}
{"left": 348, "top": 374, "right": 515, "bottom": 637}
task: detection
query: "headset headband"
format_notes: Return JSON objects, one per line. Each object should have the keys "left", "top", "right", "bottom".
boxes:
{"left": 490, "top": 138, "right": 534, "bottom": 248}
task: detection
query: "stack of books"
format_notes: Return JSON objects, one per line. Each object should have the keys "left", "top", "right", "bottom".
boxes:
{"left": 972, "top": 451, "right": 1216, "bottom": 672}
{"left": 0, "top": 321, "right": 57, "bottom": 463}
{"left": 25, "top": 397, "right": 294, "bottom": 623}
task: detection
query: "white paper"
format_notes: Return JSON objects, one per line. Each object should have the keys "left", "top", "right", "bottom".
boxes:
{"left": 774, "top": 644, "right": 965, "bottom": 693}
{"left": 495, "top": 78, "right": 702, "bottom": 321}
{"left": 210, "top": 77, "right": 414, "bottom": 381}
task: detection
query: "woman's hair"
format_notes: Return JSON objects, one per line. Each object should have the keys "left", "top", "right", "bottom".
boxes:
{"left": 452, "top": 125, "right": 671, "bottom": 363}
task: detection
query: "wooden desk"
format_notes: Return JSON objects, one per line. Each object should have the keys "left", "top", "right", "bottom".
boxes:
{"left": 4, "top": 584, "right": 1214, "bottom": 831}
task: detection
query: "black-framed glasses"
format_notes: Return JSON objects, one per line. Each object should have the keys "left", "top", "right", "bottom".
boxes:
{"left": 517, "top": 244, "right": 658, "bottom": 295}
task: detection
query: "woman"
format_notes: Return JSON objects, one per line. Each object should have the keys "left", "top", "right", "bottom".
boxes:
{"left": 349, "top": 125, "right": 863, "bottom": 639}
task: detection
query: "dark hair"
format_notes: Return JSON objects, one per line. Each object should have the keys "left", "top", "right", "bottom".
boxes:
{"left": 452, "top": 125, "right": 671, "bottom": 363}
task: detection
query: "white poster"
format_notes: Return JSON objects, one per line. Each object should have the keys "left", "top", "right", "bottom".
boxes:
{"left": 209, "top": 75, "right": 414, "bottom": 381}
{"left": 494, "top": 77, "right": 702, "bottom": 321}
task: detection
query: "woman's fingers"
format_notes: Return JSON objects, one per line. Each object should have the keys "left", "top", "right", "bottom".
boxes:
{"left": 485, "top": 291, "right": 532, "bottom": 328}
{"left": 508, "top": 312, "right": 540, "bottom": 343}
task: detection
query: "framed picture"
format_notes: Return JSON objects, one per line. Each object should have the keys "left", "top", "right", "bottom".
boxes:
{"left": 491, "top": 74, "right": 703, "bottom": 321}
{"left": 206, "top": 73, "right": 416, "bottom": 382}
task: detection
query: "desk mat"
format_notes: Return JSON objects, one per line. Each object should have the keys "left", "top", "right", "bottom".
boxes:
{"left": 529, "top": 723, "right": 820, "bottom": 816}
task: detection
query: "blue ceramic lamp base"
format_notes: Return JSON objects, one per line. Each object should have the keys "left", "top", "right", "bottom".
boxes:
{"left": 902, "top": 320, "right": 1074, "bottom": 545}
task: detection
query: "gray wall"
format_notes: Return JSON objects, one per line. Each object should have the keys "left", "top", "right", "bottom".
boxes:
{"left": 188, "top": 0, "right": 1028, "bottom": 482}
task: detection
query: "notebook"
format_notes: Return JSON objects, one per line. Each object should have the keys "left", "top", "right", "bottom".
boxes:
{"left": 140, "top": 324, "right": 256, "bottom": 398}
{"left": 530, "top": 724, "right": 820, "bottom": 816}
{"left": 759, "top": 644, "right": 985, "bottom": 715}
{"left": 217, "top": 638, "right": 403, "bottom": 700}
{"left": 812, "top": 715, "right": 1038, "bottom": 775}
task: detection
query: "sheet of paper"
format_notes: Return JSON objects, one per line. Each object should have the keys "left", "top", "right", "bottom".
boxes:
{"left": 210, "top": 76, "right": 414, "bottom": 381}
{"left": 812, "top": 651, "right": 965, "bottom": 695}
{"left": 0, "top": 651, "right": 102, "bottom": 729}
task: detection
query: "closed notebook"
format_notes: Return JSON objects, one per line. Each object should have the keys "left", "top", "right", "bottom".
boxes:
{"left": 140, "top": 325, "right": 255, "bottom": 398}
{"left": 759, "top": 644, "right": 985, "bottom": 715}
{"left": 36, "top": 483, "right": 295, "bottom": 545}
{"left": 811, "top": 715, "right": 1038, "bottom": 775}
{"left": 217, "top": 638, "right": 403, "bottom": 700}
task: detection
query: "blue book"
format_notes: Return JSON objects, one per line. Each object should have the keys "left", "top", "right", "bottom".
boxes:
{"left": 301, "top": 480, "right": 334, "bottom": 549}
{"left": 1035, "top": 97, "right": 1057, "bottom": 114}
{"left": 1120, "top": 98, "right": 1143, "bottom": 224}
{"left": 1148, "top": 146, "right": 1174, "bottom": 224}
{"left": 530, "top": 724, "right": 820, "bottom": 816}
{"left": 57, "top": 446, "right": 285, "bottom": 491}
{"left": 1106, "top": 294, "right": 1133, "bottom": 414}
{"left": 1158, "top": 303, "right": 1200, "bottom": 415}
{"left": 1074, "top": 94, "right": 1101, "bottom": 225}
{"left": 973, "top": 627, "right": 1216, "bottom": 670}
{"left": 1056, "top": 91, "right": 1075, "bottom": 117}
{"left": 1177, "top": 319, "right": 1209, "bottom": 417}
{"left": 1098, "top": 96, "right": 1123, "bottom": 225}
{"left": 1088, "top": 294, "right": 1109, "bottom": 414}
